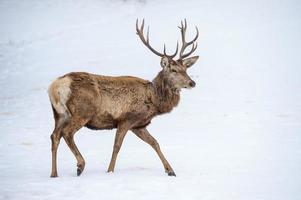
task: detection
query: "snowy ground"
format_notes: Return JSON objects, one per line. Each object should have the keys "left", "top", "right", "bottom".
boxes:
{"left": 0, "top": 0, "right": 301, "bottom": 199}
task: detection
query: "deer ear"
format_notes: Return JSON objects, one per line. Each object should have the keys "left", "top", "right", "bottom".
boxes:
{"left": 160, "top": 57, "right": 170, "bottom": 69}
{"left": 182, "top": 56, "right": 199, "bottom": 68}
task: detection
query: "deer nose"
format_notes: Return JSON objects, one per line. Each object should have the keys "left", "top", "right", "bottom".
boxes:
{"left": 189, "top": 80, "right": 196, "bottom": 88}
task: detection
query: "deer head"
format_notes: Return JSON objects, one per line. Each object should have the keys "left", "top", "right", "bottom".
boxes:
{"left": 136, "top": 19, "right": 199, "bottom": 91}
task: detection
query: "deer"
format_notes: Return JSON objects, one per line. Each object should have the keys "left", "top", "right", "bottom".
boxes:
{"left": 48, "top": 19, "right": 199, "bottom": 178}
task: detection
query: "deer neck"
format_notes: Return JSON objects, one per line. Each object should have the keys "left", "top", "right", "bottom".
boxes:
{"left": 152, "top": 71, "right": 180, "bottom": 114}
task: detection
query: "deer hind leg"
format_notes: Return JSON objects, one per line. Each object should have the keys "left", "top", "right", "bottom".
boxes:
{"left": 50, "top": 113, "right": 73, "bottom": 178}
{"left": 49, "top": 77, "right": 71, "bottom": 177}
{"left": 107, "top": 124, "right": 130, "bottom": 173}
{"left": 61, "top": 117, "right": 88, "bottom": 176}
{"left": 50, "top": 105, "right": 65, "bottom": 178}
{"left": 132, "top": 128, "right": 176, "bottom": 176}
{"left": 50, "top": 127, "right": 62, "bottom": 178}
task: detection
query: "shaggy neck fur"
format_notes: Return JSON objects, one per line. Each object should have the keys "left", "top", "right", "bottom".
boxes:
{"left": 152, "top": 71, "right": 180, "bottom": 114}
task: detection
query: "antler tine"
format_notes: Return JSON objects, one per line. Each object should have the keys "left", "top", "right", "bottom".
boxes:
{"left": 181, "top": 42, "right": 198, "bottom": 58}
{"left": 163, "top": 41, "right": 179, "bottom": 58}
{"left": 179, "top": 20, "right": 186, "bottom": 42}
{"left": 136, "top": 19, "right": 178, "bottom": 58}
{"left": 141, "top": 19, "right": 145, "bottom": 32}
{"left": 169, "top": 41, "right": 179, "bottom": 58}
{"left": 186, "top": 26, "right": 199, "bottom": 45}
{"left": 146, "top": 26, "right": 150, "bottom": 43}
{"left": 178, "top": 19, "right": 199, "bottom": 59}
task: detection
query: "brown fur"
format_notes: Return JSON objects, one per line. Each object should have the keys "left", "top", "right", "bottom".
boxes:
{"left": 49, "top": 20, "right": 199, "bottom": 177}
{"left": 48, "top": 67, "right": 192, "bottom": 177}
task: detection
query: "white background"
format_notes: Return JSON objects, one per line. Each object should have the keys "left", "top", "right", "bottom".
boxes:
{"left": 0, "top": 0, "right": 300, "bottom": 199}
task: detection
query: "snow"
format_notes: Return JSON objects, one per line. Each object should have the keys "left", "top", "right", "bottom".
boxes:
{"left": 0, "top": 0, "right": 301, "bottom": 199}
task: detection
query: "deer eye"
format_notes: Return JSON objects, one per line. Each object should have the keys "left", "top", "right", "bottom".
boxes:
{"left": 171, "top": 69, "right": 177, "bottom": 73}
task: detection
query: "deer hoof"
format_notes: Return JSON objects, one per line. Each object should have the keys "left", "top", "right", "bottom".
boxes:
{"left": 77, "top": 167, "right": 83, "bottom": 176}
{"left": 50, "top": 173, "right": 58, "bottom": 178}
{"left": 167, "top": 171, "right": 176, "bottom": 177}
{"left": 77, "top": 162, "right": 85, "bottom": 176}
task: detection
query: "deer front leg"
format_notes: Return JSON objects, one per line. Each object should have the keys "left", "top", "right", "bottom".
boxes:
{"left": 107, "top": 124, "right": 129, "bottom": 173}
{"left": 132, "top": 128, "right": 176, "bottom": 176}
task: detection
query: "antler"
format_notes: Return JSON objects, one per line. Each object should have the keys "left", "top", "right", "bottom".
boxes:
{"left": 136, "top": 19, "right": 178, "bottom": 58}
{"left": 178, "top": 19, "right": 199, "bottom": 60}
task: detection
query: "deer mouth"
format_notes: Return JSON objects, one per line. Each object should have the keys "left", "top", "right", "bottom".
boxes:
{"left": 183, "top": 85, "right": 193, "bottom": 89}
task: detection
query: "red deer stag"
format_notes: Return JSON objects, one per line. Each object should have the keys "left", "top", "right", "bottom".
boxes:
{"left": 48, "top": 19, "right": 199, "bottom": 177}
